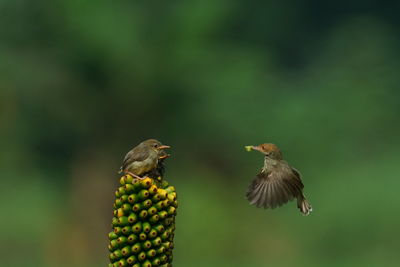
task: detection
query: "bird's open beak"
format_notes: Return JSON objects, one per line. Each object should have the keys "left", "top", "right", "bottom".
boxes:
{"left": 158, "top": 145, "right": 170, "bottom": 150}
{"left": 159, "top": 153, "right": 171, "bottom": 159}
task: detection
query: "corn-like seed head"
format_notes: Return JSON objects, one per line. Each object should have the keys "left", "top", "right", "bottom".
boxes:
{"left": 109, "top": 175, "right": 177, "bottom": 266}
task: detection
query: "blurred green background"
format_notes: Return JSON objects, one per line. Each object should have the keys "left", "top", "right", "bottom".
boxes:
{"left": 1, "top": 0, "right": 400, "bottom": 266}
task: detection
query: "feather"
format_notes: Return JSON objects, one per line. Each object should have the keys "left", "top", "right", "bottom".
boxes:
{"left": 246, "top": 165, "right": 305, "bottom": 210}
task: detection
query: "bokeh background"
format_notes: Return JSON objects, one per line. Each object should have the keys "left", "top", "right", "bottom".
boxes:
{"left": 1, "top": 0, "right": 400, "bottom": 266}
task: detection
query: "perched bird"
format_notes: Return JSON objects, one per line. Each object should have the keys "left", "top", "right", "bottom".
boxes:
{"left": 119, "top": 139, "right": 170, "bottom": 179}
{"left": 245, "top": 143, "right": 312, "bottom": 215}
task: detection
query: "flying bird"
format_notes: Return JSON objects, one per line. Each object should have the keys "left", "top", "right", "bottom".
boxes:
{"left": 245, "top": 143, "right": 312, "bottom": 215}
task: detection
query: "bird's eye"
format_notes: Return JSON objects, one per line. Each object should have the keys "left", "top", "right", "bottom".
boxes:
{"left": 153, "top": 143, "right": 158, "bottom": 148}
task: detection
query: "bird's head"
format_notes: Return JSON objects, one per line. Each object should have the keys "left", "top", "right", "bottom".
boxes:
{"left": 142, "top": 139, "right": 171, "bottom": 157}
{"left": 246, "top": 143, "right": 283, "bottom": 160}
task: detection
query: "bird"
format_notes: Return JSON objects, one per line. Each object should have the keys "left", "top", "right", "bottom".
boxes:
{"left": 245, "top": 143, "right": 312, "bottom": 215}
{"left": 119, "top": 139, "right": 170, "bottom": 180}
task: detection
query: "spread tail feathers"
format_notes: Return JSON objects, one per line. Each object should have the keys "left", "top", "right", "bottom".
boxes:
{"left": 297, "top": 195, "right": 312, "bottom": 216}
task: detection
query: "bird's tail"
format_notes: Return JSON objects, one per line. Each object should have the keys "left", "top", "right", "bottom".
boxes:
{"left": 297, "top": 194, "right": 312, "bottom": 215}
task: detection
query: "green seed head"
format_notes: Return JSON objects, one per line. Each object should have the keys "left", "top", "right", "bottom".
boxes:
{"left": 109, "top": 175, "right": 177, "bottom": 266}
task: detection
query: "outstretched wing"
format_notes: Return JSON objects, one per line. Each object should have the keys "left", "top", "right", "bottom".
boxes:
{"left": 246, "top": 166, "right": 304, "bottom": 209}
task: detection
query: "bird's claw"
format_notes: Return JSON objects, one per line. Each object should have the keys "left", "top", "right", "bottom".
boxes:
{"left": 125, "top": 172, "right": 145, "bottom": 180}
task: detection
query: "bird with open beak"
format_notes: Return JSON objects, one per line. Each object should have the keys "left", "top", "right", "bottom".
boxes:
{"left": 119, "top": 139, "right": 170, "bottom": 180}
{"left": 245, "top": 143, "right": 312, "bottom": 215}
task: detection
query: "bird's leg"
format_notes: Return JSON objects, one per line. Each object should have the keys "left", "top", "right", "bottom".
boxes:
{"left": 125, "top": 171, "right": 146, "bottom": 180}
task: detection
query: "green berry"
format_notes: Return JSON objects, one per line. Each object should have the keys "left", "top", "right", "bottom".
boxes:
{"left": 127, "top": 255, "right": 137, "bottom": 265}
{"left": 137, "top": 251, "right": 146, "bottom": 262}
{"left": 128, "top": 194, "right": 138, "bottom": 204}
{"left": 131, "top": 243, "right": 141, "bottom": 254}
{"left": 138, "top": 189, "right": 150, "bottom": 200}
{"left": 132, "top": 222, "right": 142, "bottom": 233}
{"left": 142, "top": 240, "right": 152, "bottom": 250}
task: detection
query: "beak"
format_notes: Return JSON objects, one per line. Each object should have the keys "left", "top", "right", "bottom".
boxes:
{"left": 158, "top": 145, "right": 170, "bottom": 150}
{"left": 247, "top": 145, "right": 262, "bottom": 152}
{"left": 159, "top": 153, "right": 171, "bottom": 159}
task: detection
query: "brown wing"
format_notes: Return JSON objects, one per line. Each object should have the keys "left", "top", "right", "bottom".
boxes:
{"left": 120, "top": 145, "right": 150, "bottom": 171}
{"left": 290, "top": 167, "right": 305, "bottom": 189}
{"left": 246, "top": 166, "right": 304, "bottom": 209}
